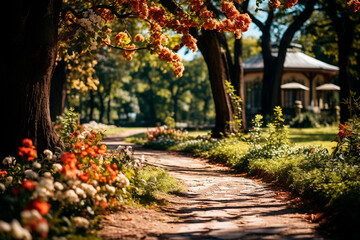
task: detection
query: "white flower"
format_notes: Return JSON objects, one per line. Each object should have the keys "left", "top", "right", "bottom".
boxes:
{"left": 36, "top": 221, "right": 49, "bottom": 235}
{"left": 11, "top": 219, "right": 32, "bottom": 240}
{"left": 80, "top": 183, "right": 97, "bottom": 197}
{"left": 43, "top": 149, "right": 53, "bottom": 160}
{"left": 5, "top": 176, "right": 13, "bottom": 185}
{"left": 38, "top": 177, "right": 54, "bottom": 192}
{"left": 0, "top": 183, "right": 6, "bottom": 193}
{"left": 75, "top": 187, "right": 86, "bottom": 198}
{"left": 64, "top": 189, "right": 79, "bottom": 203}
{"left": 0, "top": 220, "right": 11, "bottom": 232}
{"left": 2, "top": 156, "right": 15, "bottom": 165}
{"left": 105, "top": 185, "right": 116, "bottom": 196}
{"left": 72, "top": 216, "right": 90, "bottom": 229}
{"left": 52, "top": 163, "right": 62, "bottom": 172}
{"left": 116, "top": 173, "right": 130, "bottom": 189}
{"left": 21, "top": 210, "right": 42, "bottom": 221}
{"left": 32, "top": 161, "right": 41, "bottom": 169}
{"left": 54, "top": 182, "right": 64, "bottom": 191}
{"left": 87, "top": 206, "right": 95, "bottom": 215}
{"left": 43, "top": 172, "right": 52, "bottom": 178}
{"left": 24, "top": 169, "right": 39, "bottom": 179}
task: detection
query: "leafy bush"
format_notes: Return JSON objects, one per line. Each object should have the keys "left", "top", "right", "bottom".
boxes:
{"left": 290, "top": 112, "right": 320, "bottom": 128}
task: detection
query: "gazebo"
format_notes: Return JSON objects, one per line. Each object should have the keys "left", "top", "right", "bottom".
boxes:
{"left": 243, "top": 44, "right": 339, "bottom": 114}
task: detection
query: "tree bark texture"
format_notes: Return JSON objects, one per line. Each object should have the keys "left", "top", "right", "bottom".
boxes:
{"left": 326, "top": 0, "right": 357, "bottom": 122}
{"left": 1, "top": 0, "right": 63, "bottom": 158}
{"left": 196, "top": 30, "right": 235, "bottom": 137}
{"left": 50, "top": 60, "right": 67, "bottom": 122}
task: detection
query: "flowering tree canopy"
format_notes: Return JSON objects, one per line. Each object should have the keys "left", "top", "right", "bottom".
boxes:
{"left": 62, "top": 0, "right": 359, "bottom": 78}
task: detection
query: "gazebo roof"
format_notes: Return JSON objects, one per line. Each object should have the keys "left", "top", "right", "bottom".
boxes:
{"left": 316, "top": 83, "right": 340, "bottom": 91}
{"left": 281, "top": 82, "right": 309, "bottom": 91}
{"left": 244, "top": 49, "right": 339, "bottom": 75}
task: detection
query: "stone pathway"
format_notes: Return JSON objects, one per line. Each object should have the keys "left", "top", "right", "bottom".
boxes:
{"left": 101, "top": 132, "right": 327, "bottom": 240}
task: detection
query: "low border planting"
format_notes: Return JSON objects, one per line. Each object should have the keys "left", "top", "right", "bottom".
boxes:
{"left": 0, "top": 110, "right": 180, "bottom": 240}
{"left": 142, "top": 104, "right": 360, "bottom": 237}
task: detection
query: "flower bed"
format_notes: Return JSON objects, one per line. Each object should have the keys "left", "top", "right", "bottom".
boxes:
{"left": 0, "top": 110, "right": 179, "bottom": 239}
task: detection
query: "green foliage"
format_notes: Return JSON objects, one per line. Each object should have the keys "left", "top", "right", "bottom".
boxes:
{"left": 132, "top": 166, "right": 181, "bottom": 205}
{"left": 55, "top": 108, "right": 80, "bottom": 142}
{"left": 164, "top": 116, "right": 175, "bottom": 128}
{"left": 248, "top": 114, "right": 263, "bottom": 148}
{"left": 225, "top": 81, "right": 242, "bottom": 135}
{"left": 266, "top": 106, "right": 289, "bottom": 147}
{"left": 290, "top": 112, "right": 321, "bottom": 128}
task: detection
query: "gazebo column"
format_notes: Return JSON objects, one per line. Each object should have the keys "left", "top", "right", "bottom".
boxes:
{"left": 303, "top": 72, "right": 317, "bottom": 110}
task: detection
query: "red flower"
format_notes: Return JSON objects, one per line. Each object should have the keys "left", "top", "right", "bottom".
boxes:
{"left": 25, "top": 199, "right": 51, "bottom": 216}
{"left": 74, "top": 142, "right": 83, "bottom": 150}
{"left": 22, "top": 179, "right": 37, "bottom": 191}
{"left": 22, "top": 138, "right": 34, "bottom": 148}
{"left": 18, "top": 138, "right": 37, "bottom": 161}
{"left": 338, "top": 123, "right": 351, "bottom": 141}
{"left": 0, "top": 169, "right": 7, "bottom": 178}
{"left": 79, "top": 172, "right": 90, "bottom": 182}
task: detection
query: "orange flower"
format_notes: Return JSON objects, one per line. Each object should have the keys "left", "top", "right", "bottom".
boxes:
{"left": 22, "top": 138, "right": 34, "bottom": 148}
{"left": 74, "top": 142, "right": 83, "bottom": 150}
{"left": 79, "top": 172, "right": 90, "bottom": 182}
{"left": 18, "top": 138, "right": 37, "bottom": 161}
{"left": 61, "top": 165, "right": 78, "bottom": 178}
{"left": 22, "top": 179, "right": 37, "bottom": 191}
{"left": 25, "top": 199, "right": 51, "bottom": 216}
{"left": 95, "top": 144, "right": 107, "bottom": 154}
{"left": 338, "top": 123, "right": 351, "bottom": 141}
{"left": 134, "top": 34, "right": 145, "bottom": 42}
{"left": 0, "top": 170, "right": 7, "bottom": 178}
{"left": 114, "top": 32, "right": 128, "bottom": 44}
{"left": 80, "top": 150, "right": 88, "bottom": 158}
{"left": 60, "top": 152, "right": 78, "bottom": 177}
{"left": 348, "top": 0, "right": 360, "bottom": 12}
{"left": 18, "top": 146, "right": 37, "bottom": 161}
{"left": 284, "top": 0, "right": 298, "bottom": 8}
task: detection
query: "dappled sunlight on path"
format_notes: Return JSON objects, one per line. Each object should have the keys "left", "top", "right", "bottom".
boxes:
{"left": 100, "top": 134, "right": 327, "bottom": 240}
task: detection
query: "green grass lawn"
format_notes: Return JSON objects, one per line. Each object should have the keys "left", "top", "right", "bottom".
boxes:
{"left": 186, "top": 127, "right": 338, "bottom": 151}
{"left": 288, "top": 126, "right": 338, "bottom": 151}
{"left": 103, "top": 127, "right": 147, "bottom": 136}
{"left": 108, "top": 126, "right": 338, "bottom": 151}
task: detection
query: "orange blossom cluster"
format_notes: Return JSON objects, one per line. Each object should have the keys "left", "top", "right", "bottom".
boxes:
{"left": 284, "top": 0, "right": 298, "bottom": 8}
{"left": 18, "top": 138, "right": 37, "bottom": 161}
{"left": 348, "top": 0, "right": 360, "bottom": 12}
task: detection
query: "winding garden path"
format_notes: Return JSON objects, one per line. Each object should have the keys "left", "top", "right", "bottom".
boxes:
{"left": 100, "top": 130, "right": 327, "bottom": 240}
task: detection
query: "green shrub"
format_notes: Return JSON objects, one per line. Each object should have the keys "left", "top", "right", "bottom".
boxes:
{"left": 290, "top": 112, "right": 321, "bottom": 128}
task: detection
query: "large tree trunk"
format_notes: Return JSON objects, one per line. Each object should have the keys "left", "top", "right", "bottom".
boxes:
{"left": 197, "top": 30, "right": 234, "bottom": 137}
{"left": 98, "top": 89, "right": 105, "bottom": 123}
{"left": 337, "top": 33, "right": 353, "bottom": 122}
{"left": 50, "top": 60, "right": 67, "bottom": 122}
{"left": 256, "top": 0, "right": 316, "bottom": 117}
{"left": 2, "top": 0, "right": 63, "bottom": 158}
{"left": 88, "top": 90, "right": 95, "bottom": 121}
{"left": 146, "top": 75, "right": 157, "bottom": 126}
{"left": 324, "top": 0, "right": 359, "bottom": 122}
{"left": 260, "top": 10, "right": 275, "bottom": 118}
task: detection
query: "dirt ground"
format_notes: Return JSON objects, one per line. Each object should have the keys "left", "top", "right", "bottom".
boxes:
{"left": 99, "top": 132, "right": 330, "bottom": 240}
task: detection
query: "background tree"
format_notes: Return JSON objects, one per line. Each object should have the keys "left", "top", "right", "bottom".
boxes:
{"left": 244, "top": 0, "right": 317, "bottom": 117}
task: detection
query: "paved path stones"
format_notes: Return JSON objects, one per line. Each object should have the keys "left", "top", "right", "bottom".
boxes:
{"left": 101, "top": 133, "right": 326, "bottom": 240}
